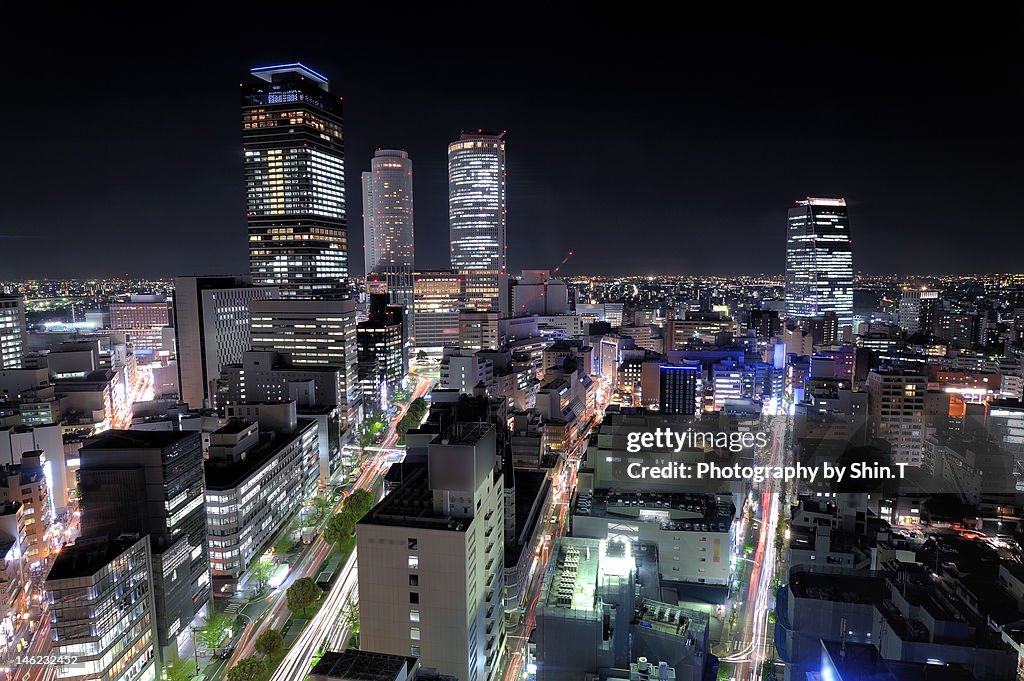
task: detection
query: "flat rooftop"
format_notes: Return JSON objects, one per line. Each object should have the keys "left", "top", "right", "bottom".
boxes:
{"left": 634, "top": 598, "right": 707, "bottom": 639}
{"left": 575, "top": 489, "right": 733, "bottom": 532}
{"left": 46, "top": 534, "right": 145, "bottom": 582}
{"left": 309, "top": 649, "right": 415, "bottom": 681}
{"left": 360, "top": 465, "right": 468, "bottom": 532}
{"left": 205, "top": 421, "right": 314, "bottom": 490}
{"left": 81, "top": 429, "right": 197, "bottom": 450}
{"left": 789, "top": 568, "right": 888, "bottom": 604}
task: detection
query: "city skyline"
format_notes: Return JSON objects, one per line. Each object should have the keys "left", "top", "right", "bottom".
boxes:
{"left": 1, "top": 17, "right": 1021, "bottom": 279}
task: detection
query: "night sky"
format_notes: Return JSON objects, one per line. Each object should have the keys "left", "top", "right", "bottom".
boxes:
{"left": 1, "top": 11, "right": 1021, "bottom": 279}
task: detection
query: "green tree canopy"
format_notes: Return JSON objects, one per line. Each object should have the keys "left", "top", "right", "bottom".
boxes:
{"left": 324, "top": 512, "right": 355, "bottom": 545}
{"left": 162, "top": 656, "right": 195, "bottom": 681}
{"left": 254, "top": 628, "right": 284, "bottom": 659}
{"left": 286, "top": 577, "right": 321, "bottom": 616}
{"left": 226, "top": 657, "right": 265, "bottom": 681}
{"left": 196, "top": 610, "right": 233, "bottom": 649}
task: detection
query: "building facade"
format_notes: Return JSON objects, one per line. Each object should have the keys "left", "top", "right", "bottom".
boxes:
{"left": 248, "top": 298, "right": 360, "bottom": 424}
{"left": 243, "top": 63, "right": 348, "bottom": 298}
{"left": 172, "top": 276, "right": 279, "bottom": 410}
{"left": 784, "top": 197, "right": 854, "bottom": 330}
{"left": 0, "top": 296, "right": 26, "bottom": 370}
{"left": 45, "top": 534, "right": 158, "bottom": 681}
{"left": 449, "top": 132, "right": 507, "bottom": 311}
{"left": 363, "top": 149, "right": 414, "bottom": 276}
{"left": 78, "top": 431, "right": 210, "bottom": 656}
{"left": 359, "top": 424, "right": 506, "bottom": 681}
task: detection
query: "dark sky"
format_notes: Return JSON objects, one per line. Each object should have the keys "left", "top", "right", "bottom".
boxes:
{"left": 1, "top": 11, "right": 1022, "bottom": 279}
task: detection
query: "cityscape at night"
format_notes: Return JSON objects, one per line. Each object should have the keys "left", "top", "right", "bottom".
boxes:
{"left": 2, "top": 13, "right": 1024, "bottom": 681}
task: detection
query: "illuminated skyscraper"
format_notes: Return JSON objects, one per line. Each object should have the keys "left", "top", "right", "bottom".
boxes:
{"left": 243, "top": 63, "right": 348, "bottom": 298}
{"left": 0, "top": 296, "right": 26, "bottom": 369}
{"left": 784, "top": 197, "right": 854, "bottom": 329}
{"left": 449, "top": 131, "right": 506, "bottom": 310}
{"left": 362, "top": 149, "right": 414, "bottom": 275}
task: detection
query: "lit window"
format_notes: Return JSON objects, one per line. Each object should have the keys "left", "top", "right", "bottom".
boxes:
{"left": 410, "top": 627, "right": 420, "bottom": 640}
{"left": 408, "top": 555, "right": 419, "bottom": 569}
{"left": 410, "top": 610, "right": 420, "bottom": 622}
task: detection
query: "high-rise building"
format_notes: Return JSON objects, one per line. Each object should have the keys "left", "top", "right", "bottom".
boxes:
{"left": 78, "top": 430, "right": 210, "bottom": 655}
{"left": 866, "top": 368, "right": 927, "bottom": 467}
{"left": 358, "top": 423, "right": 505, "bottom": 681}
{"left": 248, "top": 298, "right": 360, "bottom": 425}
{"left": 659, "top": 364, "right": 699, "bottom": 415}
{"left": 205, "top": 414, "right": 318, "bottom": 593}
{"left": 45, "top": 533, "right": 158, "bottom": 681}
{"left": 243, "top": 63, "right": 348, "bottom": 298}
{"left": 898, "top": 289, "right": 939, "bottom": 335}
{"left": 413, "top": 271, "right": 466, "bottom": 355}
{"left": 0, "top": 452, "right": 50, "bottom": 568}
{"left": 784, "top": 197, "right": 854, "bottom": 330}
{"left": 362, "top": 149, "right": 414, "bottom": 276}
{"left": 172, "top": 276, "right": 279, "bottom": 409}
{"left": 109, "top": 296, "right": 172, "bottom": 352}
{"left": 459, "top": 310, "right": 499, "bottom": 352}
{"left": 0, "top": 296, "right": 27, "bottom": 370}
{"left": 356, "top": 294, "right": 406, "bottom": 405}
{"left": 449, "top": 131, "right": 507, "bottom": 311}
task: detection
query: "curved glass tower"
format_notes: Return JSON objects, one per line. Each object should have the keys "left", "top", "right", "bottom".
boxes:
{"left": 448, "top": 131, "right": 506, "bottom": 310}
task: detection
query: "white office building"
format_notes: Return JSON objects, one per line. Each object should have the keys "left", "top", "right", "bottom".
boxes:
{"left": 358, "top": 423, "right": 506, "bottom": 681}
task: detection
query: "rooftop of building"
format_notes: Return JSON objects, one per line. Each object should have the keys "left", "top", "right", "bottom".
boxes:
{"left": 788, "top": 566, "right": 888, "bottom": 604}
{"left": 46, "top": 533, "right": 145, "bottom": 582}
{"left": 80, "top": 429, "right": 197, "bottom": 451}
{"left": 309, "top": 649, "right": 416, "bottom": 681}
{"left": 574, "top": 489, "right": 733, "bottom": 532}
{"left": 360, "top": 465, "right": 468, "bottom": 532}
{"left": 821, "top": 640, "right": 897, "bottom": 681}
{"left": 205, "top": 420, "right": 315, "bottom": 490}
{"left": 633, "top": 598, "right": 708, "bottom": 640}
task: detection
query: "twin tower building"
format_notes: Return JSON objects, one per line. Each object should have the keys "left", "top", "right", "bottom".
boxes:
{"left": 243, "top": 62, "right": 506, "bottom": 309}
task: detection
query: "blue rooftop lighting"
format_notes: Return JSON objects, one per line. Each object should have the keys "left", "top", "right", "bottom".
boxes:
{"left": 250, "top": 63, "right": 329, "bottom": 89}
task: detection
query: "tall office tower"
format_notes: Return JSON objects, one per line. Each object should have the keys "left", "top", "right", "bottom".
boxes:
{"left": 449, "top": 131, "right": 507, "bottom": 311}
{"left": 0, "top": 296, "right": 27, "bottom": 370}
{"left": 356, "top": 294, "right": 406, "bottom": 406}
{"left": 243, "top": 63, "right": 348, "bottom": 298}
{"left": 78, "top": 431, "right": 210, "bottom": 656}
{"left": 45, "top": 534, "right": 158, "bottom": 681}
{"left": 362, "top": 149, "right": 414, "bottom": 275}
{"left": 866, "top": 368, "right": 927, "bottom": 467}
{"left": 358, "top": 423, "right": 505, "bottom": 681}
{"left": 413, "top": 271, "right": 467, "bottom": 355}
{"left": 659, "top": 363, "right": 699, "bottom": 415}
{"left": 248, "top": 298, "right": 360, "bottom": 425}
{"left": 898, "top": 288, "right": 940, "bottom": 335}
{"left": 784, "top": 197, "right": 854, "bottom": 330}
{"left": 172, "top": 276, "right": 279, "bottom": 409}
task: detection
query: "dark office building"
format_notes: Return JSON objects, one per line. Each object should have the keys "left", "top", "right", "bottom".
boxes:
{"left": 747, "top": 309, "right": 781, "bottom": 339}
{"left": 78, "top": 430, "right": 210, "bottom": 656}
{"left": 357, "top": 294, "right": 406, "bottom": 405}
{"left": 800, "top": 311, "right": 840, "bottom": 346}
{"left": 243, "top": 63, "right": 348, "bottom": 298}
{"left": 659, "top": 363, "right": 699, "bottom": 416}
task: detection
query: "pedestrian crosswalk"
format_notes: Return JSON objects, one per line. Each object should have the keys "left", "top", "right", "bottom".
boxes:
{"left": 224, "top": 601, "right": 244, "bottom": 615}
